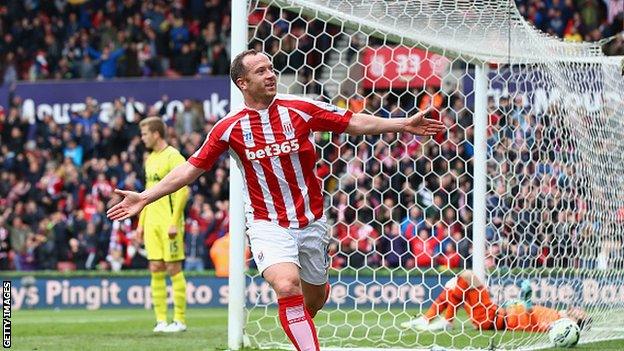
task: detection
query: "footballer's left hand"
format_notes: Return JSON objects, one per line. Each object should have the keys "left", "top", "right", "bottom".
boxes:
{"left": 168, "top": 225, "right": 178, "bottom": 239}
{"left": 107, "top": 189, "right": 147, "bottom": 221}
{"left": 403, "top": 107, "right": 445, "bottom": 136}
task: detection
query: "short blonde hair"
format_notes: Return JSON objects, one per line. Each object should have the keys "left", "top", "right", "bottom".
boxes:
{"left": 230, "top": 49, "right": 260, "bottom": 88}
{"left": 139, "top": 116, "right": 166, "bottom": 138}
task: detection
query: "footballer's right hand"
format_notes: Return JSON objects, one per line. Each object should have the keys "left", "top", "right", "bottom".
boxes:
{"left": 107, "top": 189, "right": 147, "bottom": 221}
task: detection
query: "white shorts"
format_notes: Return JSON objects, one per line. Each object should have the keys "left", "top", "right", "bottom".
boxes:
{"left": 247, "top": 218, "right": 331, "bottom": 285}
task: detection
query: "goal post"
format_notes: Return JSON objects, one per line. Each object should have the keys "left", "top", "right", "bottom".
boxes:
{"left": 473, "top": 63, "right": 489, "bottom": 283}
{"left": 227, "top": 0, "right": 248, "bottom": 349}
{"left": 229, "top": 0, "right": 624, "bottom": 350}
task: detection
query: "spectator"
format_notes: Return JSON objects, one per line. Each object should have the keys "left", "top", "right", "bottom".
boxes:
{"left": 184, "top": 220, "right": 207, "bottom": 271}
{"left": 175, "top": 100, "right": 204, "bottom": 136}
{"left": 210, "top": 42, "right": 230, "bottom": 75}
{"left": 51, "top": 211, "right": 71, "bottom": 264}
{"left": 84, "top": 222, "right": 99, "bottom": 270}
{"left": 87, "top": 44, "right": 126, "bottom": 80}
{"left": 33, "top": 220, "right": 56, "bottom": 270}
{"left": 125, "top": 233, "right": 148, "bottom": 269}
{"left": 8, "top": 217, "right": 32, "bottom": 271}
{"left": 437, "top": 242, "right": 461, "bottom": 269}
{"left": 68, "top": 238, "right": 88, "bottom": 270}
{"left": 408, "top": 228, "right": 437, "bottom": 268}
{"left": 210, "top": 232, "right": 230, "bottom": 277}
{"left": 0, "top": 225, "right": 9, "bottom": 270}
{"left": 64, "top": 140, "right": 84, "bottom": 167}
{"left": 173, "top": 43, "right": 197, "bottom": 76}
{"left": 169, "top": 16, "right": 190, "bottom": 54}
{"left": 378, "top": 223, "right": 409, "bottom": 268}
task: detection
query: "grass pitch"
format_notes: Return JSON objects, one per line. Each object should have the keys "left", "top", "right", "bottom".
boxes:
{"left": 10, "top": 308, "right": 624, "bottom": 351}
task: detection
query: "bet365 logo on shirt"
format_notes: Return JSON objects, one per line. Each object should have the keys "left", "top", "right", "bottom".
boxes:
{"left": 245, "top": 139, "right": 300, "bottom": 160}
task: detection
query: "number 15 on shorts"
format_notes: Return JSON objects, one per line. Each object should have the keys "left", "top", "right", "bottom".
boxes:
{"left": 169, "top": 240, "right": 179, "bottom": 254}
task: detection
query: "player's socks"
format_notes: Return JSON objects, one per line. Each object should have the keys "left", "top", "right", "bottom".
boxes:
{"left": 171, "top": 271, "right": 187, "bottom": 324}
{"left": 151, "top": 271, "right": 167, "bottom": 322}
{"left": 278, "top": 294, "right": 320, "bottom": 351}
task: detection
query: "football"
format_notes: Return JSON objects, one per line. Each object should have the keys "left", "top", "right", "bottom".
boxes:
{"left": 549, "top": 318, "right": 580, "bottom": 348}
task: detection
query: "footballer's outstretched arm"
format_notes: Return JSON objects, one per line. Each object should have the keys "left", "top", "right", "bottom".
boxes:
{"left": 344, "top": 107, "right": 444, "bottom": 136}
{"left": 107, "top": 161, "right": 204, "bottom": 221}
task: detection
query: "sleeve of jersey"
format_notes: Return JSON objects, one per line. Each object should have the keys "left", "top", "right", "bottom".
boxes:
{"left": 295, "top": 99, "right": 353, "bottom": 133}
{"left": 188, "top": 125, "right": 229, "bottom": 171}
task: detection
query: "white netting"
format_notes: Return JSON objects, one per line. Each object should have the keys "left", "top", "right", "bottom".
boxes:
{"left": 241, "top": 0, "right": 624, "bottom": 349}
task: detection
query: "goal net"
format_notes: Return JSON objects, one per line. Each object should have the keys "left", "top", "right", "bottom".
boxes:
{"left": 238, "top": 0, "right": 624, "bottom": 349}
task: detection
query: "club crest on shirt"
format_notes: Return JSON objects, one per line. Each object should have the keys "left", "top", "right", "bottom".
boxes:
{"left": 257, "top": 251, "right": 264, "bottom": 262}
{"left": 282, "top": 121, "right": 294, "bottom": 136}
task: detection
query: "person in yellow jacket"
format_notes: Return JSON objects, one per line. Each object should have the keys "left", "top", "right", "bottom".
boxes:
{"left": 136, "top": 117, "right": 189, "bottom": 333}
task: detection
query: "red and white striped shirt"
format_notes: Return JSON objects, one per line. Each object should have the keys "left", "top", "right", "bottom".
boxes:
{"left": 189, "top": 94, "right": 353, "bottom": 229}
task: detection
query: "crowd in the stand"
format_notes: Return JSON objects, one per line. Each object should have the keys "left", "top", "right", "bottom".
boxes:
{"left": 1, "top": 0, "right": 622, "bottom": 272}
{"left": 0, "top": 0, "right": 231, "bottom": 85}
{"left": 2, "top": 89, "right": 620, "bottom": 272}
{"left": 323, "top": 91, "right": 476, "bottom": 271}
{"left": 324, "top": 87, "right": 623, "bottom": 272}
{"left": 515, "top": 0, "right": 624, "bottom": 55}
{"left": 0, "top": 0, "right": 621, "bottom": 85}
{"left": 516, "top": 0, "right": 624, "bottom": 55}
{"left": 0, "top": 96, "right": 230, "bottom": 271}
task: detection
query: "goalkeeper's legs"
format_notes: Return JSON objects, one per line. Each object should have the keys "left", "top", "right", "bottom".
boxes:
{"left": 403, "top": 271, "right": 488, "bottom": 331}
{"left": 424, "top": 277, "right": 462, "bottom": 322}
{"left": 453, "top": 270, "right": 503, "bottom": 330}
{"left": 264, "top": 262, "right": 320, "bottom": 351}
{"left": 402, "top": 277, "right": 461, "bottom": 330}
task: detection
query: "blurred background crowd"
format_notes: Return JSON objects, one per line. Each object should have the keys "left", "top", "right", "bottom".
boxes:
{"left": 0, "top": 0, "right": 621, "bottom": 86}
{"left": 0, "top": 0, "right": 232, "bottom": 85}
{"left": 0, "top": 95, "right": 231, "bottom": 271}
{"left": 0, "top": 0, "right": 622, "bottom": 273}
{"left": 515, "top": 0, "right": 623, "bottom": 54}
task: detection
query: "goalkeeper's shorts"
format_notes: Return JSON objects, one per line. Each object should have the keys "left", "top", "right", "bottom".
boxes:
{"left": 247, "top": 217, "right": 330, "bottom": 285}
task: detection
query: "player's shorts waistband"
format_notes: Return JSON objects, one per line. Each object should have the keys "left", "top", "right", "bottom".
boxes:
{"left": 248, "top": 215, "right": 327, "bottom": 230}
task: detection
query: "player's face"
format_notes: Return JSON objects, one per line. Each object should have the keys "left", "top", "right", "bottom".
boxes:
{"left": 140, "top": 126, "right": 157, "bottom": 150}
{"left": 240, "top": 53, "right": 277, "bottom": 101}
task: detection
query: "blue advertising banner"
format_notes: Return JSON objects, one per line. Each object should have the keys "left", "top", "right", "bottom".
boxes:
{"left": 462, "top": 67, "right": 614, "bottom": 114}
{"left": 5, "top": 275, "right": 624, "bottom": 310}
{"left": 5, "top": 76, "right": 230, "bottom": 124}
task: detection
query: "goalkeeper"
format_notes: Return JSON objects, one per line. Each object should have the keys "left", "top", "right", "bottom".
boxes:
{"left": 137, "top": 117, "right": 190, "bottom": 333}
{"left": 401, "top": 269, "right": 591, "bottom": 332}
